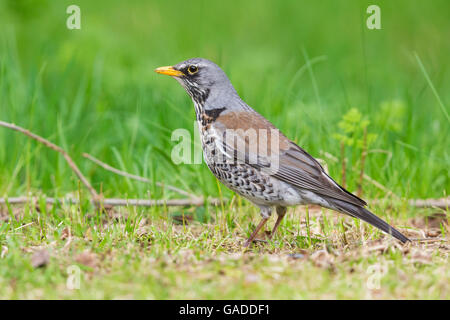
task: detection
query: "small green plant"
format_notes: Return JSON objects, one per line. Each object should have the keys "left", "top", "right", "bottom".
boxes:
{"left": 333, "top": 108, "right": 377, "bottom": 197}
{"left": 375, "top": 100, "right": 406, "bottom": 133}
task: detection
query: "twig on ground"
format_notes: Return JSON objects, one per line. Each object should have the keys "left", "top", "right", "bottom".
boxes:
{"left": 407, "top": 197, "right": 449, "bottom": 210}
{"left": 408, "top": 237, "right": 447, "bottom": 242}
{"left": 0, "top": 196, "right": 223, "bottom": 207}
{"left": 368, "top": 197, "right": 449, "bottom": 210}
{"left": 1, "top": 196, "right": 446, "bottom": 209}
{"left": 82, "top": 153, "right": 193, "bottom": 198}
{"left": 0, "top": 121, "right": 100, "bottom": 202}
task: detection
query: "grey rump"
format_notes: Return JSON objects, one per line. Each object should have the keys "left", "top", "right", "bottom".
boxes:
{"left": 155, "top": 58, "right": 410, "bottom": 246}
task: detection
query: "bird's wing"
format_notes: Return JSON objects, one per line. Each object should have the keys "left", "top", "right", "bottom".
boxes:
{"left": 213, "top": 110, "right": 366, "bottom": 207}
{"left": 270, "top": 143, "right": 367, "bottom": 206}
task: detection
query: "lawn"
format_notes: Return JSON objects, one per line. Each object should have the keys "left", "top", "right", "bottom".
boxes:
{"left": 0, "top": 0, "right": 449, "bottom": 299}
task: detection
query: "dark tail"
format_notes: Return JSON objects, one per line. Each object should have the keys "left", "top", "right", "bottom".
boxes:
{"left": 326, "top": 198, "right": 410, "bottom": 243}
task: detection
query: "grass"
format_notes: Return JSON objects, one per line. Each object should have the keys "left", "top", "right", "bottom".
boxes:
{"left": 1, "top": 200, "right": 448, "bottom": 299}
{"left": 0, "top": 0, "right": 449, "bottom": 299}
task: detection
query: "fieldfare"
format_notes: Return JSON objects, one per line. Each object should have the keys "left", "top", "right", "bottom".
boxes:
{"left": 155, "top": 58, "right": 409, "bottom": 246}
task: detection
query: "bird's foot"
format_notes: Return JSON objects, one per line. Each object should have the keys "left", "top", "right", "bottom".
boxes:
{"left": 252, "top": 238, "right": 269, "bottom": 244}
{"left": 243, "top": 238, "right": 267, "bottom": 248}
{"left": 243, "top": 233, "right": 271, "bottom": 247}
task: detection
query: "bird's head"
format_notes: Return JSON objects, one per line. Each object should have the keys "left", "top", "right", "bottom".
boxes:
{"left": 155, "top": 58, "right": 238, "bottom": 109}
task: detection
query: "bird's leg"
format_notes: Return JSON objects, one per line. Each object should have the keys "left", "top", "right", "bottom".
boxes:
{"left": 244, "top": 217, "right": 269, "bottom": 247}
{"left": 268, "top": 206, "right": 287, "bottom": 240}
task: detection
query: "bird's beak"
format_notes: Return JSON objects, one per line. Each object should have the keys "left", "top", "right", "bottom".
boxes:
{"left": 154, "top": 66, "right": 184, "bottom": 77}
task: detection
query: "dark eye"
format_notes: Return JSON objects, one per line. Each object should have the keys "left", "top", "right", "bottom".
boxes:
{"left": 187, "top": 65, "right": 198, "bottom": 75}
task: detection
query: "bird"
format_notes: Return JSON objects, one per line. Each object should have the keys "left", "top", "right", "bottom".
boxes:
{"left": 155, "top": 58, "right": 410, "bottom": 246}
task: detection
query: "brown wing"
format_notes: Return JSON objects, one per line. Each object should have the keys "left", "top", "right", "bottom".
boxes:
{"left": 213, "top": 110, "right": 366, "bottom": 207}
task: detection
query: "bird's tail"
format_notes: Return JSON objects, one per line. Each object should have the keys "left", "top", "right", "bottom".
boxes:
{"left": 325, "top": 198, "right": 410, "bottom": 243}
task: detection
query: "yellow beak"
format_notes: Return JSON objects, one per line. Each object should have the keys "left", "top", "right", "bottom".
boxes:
{"left": 154, "top": 66, "right": 184, "bottom": 77}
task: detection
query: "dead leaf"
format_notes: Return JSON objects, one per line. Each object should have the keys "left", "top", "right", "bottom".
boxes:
{"left": 426, "top": 229, "right": 441, "bottom": 238}
{"left": 61, "top": 227, "right": 70, "bottom": 240}
{"left": 75, "top": 250, "right": 98, "bottom": 269}
{"left": 31, "top": 249, "right": 50, "bottom": 268}
{"left": 171, "top": 213, "right": 194, "bottom": 225}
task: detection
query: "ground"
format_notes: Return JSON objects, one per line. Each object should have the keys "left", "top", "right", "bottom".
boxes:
{"left": 1, "top": 199, "right": 448, "bottom": 299}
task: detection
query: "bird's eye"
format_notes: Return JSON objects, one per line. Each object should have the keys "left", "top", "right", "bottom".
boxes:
{"left": 187, "top": 65, "right": 198, "bottom": 75}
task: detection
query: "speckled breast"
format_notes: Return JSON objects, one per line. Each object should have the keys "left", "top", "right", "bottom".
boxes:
{"left": 199, "top": 124, "right": 284, "bottom": 205}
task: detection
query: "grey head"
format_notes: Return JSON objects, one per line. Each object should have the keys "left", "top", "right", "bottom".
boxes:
{"left": 155, "top": 58, "right": 248, "bottom": 114}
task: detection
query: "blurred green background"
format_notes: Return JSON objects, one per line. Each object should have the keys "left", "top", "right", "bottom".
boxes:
{"left": 0, "top": 0, "right": 449, "bottom": 200}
